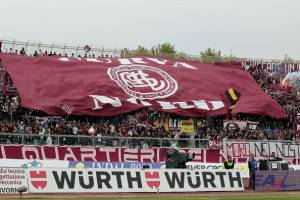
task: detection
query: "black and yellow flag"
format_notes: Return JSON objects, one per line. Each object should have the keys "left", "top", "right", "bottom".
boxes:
{"left": 225, "top": 88, "right": 241, "bottom": 109}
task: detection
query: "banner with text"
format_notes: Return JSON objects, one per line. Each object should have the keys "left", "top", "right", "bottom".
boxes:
{"left": 186, "top": 162, "right": 249, "bottom": 178}
{"left": 255, "top": 171, "right": 300, "bottom": 191}
{"left": 223, "top": 141, "right": 300, "bottom": 164}
{"left": 27, "top": 168, "right": 244, "bottom": 193}
{"left": 0, "top": 168, "right": 28, "bottom": 194}
{"left": 0, "top": 145, "right": 223, "bottom": 163}
{"left": 1, "top": 53, "right": 286, "bottom": 118}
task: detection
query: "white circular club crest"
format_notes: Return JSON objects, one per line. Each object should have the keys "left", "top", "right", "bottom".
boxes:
{"left": 107, "top": 65, "right": 178, "bottom": 99}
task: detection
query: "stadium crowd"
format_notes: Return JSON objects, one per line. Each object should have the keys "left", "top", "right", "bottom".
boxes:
{"left": 0, "top": 47, "right": 299, "bottom": 147}
{"left": 4, "top": 47, "right": 114, "bottom": 59}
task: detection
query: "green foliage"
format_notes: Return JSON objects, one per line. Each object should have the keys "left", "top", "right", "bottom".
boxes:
{"left": 199, "top": 48, "right": 239, "bottom": 63}
{"left": 121, "top": 42, "right": 177, "bottom": 58}
{"left": 122, "top": 45, "right": 238, "bottom": 63}
{"left": 175, "top": 51, "right": 189, "bottom": 60}
{"left": 200, "top": 48, "right": 222, "bottom": 63}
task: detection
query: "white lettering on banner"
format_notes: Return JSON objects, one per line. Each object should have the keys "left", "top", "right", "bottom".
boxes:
{"left": 63, "top": 147, "right": 77, "bottom": 161}
{"left": 103, "top": 59, "right": 112, "bottom": 64}
{"left": 140, "top": 149, "right": 155, "bottom": 163}
{"left": 85, "top": 58, "right": 102, "bottom": 63}
{"left": 187, "top": 149, "right": 205, "bottom": 162}
{"left": 123, "top": 149, "right": 139, "bottom": 162}
{"left": 98, "top": 147, "right": 117, "bottom": 162}
{"left": 173, "top": 102, "right": 195, "bottom": 109}
{"left": 22, "top": 146, "right": 40, "bottom": 160}
{"left": 58, "top": 57, "right": 197, "bottom": 70}
{"left": 130, "top": 58, "right": 147, "bottom": 64}
{"left": 224, "top": 141, "right": 300, "bottom": 164}
{"left": 118, "top": 58, "right": 132, "bottom": 65}
{"left": 122, "top": 149, "right": 156, "bottom": 163}
{"left": 80, "top": 147, "right": 97, "bottom": 162}
{"left": 126, "top": 97, "right": 152, "bottom": 106}
{"left": 0, "top": 168, "right": 28, "bottom": 194}
{"left": 59, "top": 57, "right": 69, "bottom": 62}
{"left": 192, "top": 100, "right": 210, "bottom": 110}
{"left": 146, "top": 58, "right": 168, "bottom": 65}
{"left": 90, "top": 96, "right": 225, "bottom": 111}
{"left": 41, "top": 146, "right": 59, "bottom": 160}
{"left": 0, "top": 146, "right": 6, "bottom": 159}
{"left": 156, "top": 101, "right": 178, "bottom": 109}
{"left": 173, "top": 62, "right": 197, "bottom": 69}
{"left": 27, "top": 169, "right": 244, "bottom": 193}
{"left": 89, "top": 95, "right": 122, "bottom": 110}
{"left": 210, "top": 101, "right": 225, "bottom": 110}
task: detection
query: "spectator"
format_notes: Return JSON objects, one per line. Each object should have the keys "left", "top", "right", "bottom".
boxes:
{"left": 20, "top": 47, "right": 26, "bottom": 55}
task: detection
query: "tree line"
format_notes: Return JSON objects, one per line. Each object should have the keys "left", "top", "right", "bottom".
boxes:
{"left": 120, "top": 42, "right": 238, "bottom": 63}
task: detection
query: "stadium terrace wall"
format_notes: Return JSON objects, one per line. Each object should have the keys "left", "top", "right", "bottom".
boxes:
{"left": 1, "top": 140, "right": 300, "bottom": 164}
{"left": 0, "top": 145, "right": 222, "bottom": 163}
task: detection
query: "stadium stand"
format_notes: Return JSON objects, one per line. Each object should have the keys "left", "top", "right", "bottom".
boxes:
{"left": 0, "top": 42, "right": 299, "bottom": 148}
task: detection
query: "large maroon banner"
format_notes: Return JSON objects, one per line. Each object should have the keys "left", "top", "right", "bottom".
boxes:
{"left": 0, "top": 53, "right": 286, "bottom": 118}
{"left": 0, "top": 145, "right": 223, "bottom": 163}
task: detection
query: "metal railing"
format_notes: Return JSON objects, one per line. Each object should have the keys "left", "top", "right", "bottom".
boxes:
{"left": 1, "top": 38, "right": 300, "bottom": 63}
{"left": 0, "top": 39, "right": 121, "bottom": 57}
{"left": 0, "top": 132, "right": 209, "bottom": 148}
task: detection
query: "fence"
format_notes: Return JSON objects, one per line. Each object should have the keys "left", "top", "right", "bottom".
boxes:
{"left": 0, "top": 132, "right": 209, "bottom": 148}
{"left": 0, "top": 39, "right": 121, "bottom": 58}
{"left": 2, "top": 38, "right": 300, "bottom": 64}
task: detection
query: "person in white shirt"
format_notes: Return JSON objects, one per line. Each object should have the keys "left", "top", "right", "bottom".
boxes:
{"left": 88, "top": 126, "right": 95, "bottom": 135}
{"left": 45, "top": 135, "right": 53, "bottom": 146}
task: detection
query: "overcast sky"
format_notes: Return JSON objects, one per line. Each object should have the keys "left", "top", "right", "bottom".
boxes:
{"left": 0, "top": 0, "right": 299, "bottom": 59}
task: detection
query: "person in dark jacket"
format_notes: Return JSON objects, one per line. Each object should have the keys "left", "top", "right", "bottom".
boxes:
{"left": 248, "top": 154, "right": 258, "bottom": 190}
{"left": 224, "top": 156, "right": 235, "bottom": 169}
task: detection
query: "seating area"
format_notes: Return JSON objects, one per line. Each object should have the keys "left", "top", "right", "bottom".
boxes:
{"left": 0, "top": 46, "right": 299, "bottom": 147}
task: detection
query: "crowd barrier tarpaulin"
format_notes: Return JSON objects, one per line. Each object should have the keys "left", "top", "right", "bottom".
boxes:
{"left": 223, "top": 140, "right": 300, "bottom": 165}
{"left": 0, "top": 158, "right": 162, "bottom": 169}
{"left": 27, "top": 168, "right": 244, "bottom": 193}
{"left": 0, "top": 168, "right": 28, "bottom": 194}
{"left": 0, "top": 53, "right": 286, "bottom": 118}
{"left": 0, "top": 145, "right": 223, "bottom": 163}
{"left": 68, "top": 161, "right": 162, "bottom": 169}
{"left": 255, "top": 171, "right": 300, "bottom": 191}
{"left": 0, "top": 159, "right": 68, "bottom": 169}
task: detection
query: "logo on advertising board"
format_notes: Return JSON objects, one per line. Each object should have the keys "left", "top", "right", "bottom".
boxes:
{"left": 144, "top": 171, "right": 160, "bottom": 189}
{"left": 28, "top": 169, "right": 244, "bottom": 193}
{"left": 20, "top": 160, "right": 43, "bottom": 169}
{"left": 108, "top": 65, "right": 178, "bottom": 99}
{"left": 256, "top": 172, "right": 297, "bottom": 191}
{"left": 29, "top": 171, "right": 47, "bottom": 189}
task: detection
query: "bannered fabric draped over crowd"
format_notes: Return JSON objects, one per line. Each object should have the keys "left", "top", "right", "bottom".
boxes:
{"left": 0, "top": 53, "right": 286, "bottom": 118}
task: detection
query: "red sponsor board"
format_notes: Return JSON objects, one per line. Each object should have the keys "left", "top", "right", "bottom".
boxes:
{"left": 0, "top": 145, "right": 223, "bottom": 163}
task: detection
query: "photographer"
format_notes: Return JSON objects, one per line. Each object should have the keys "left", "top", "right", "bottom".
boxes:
{"left": 165, "top": 144, "right": 194, "bottom": 169}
